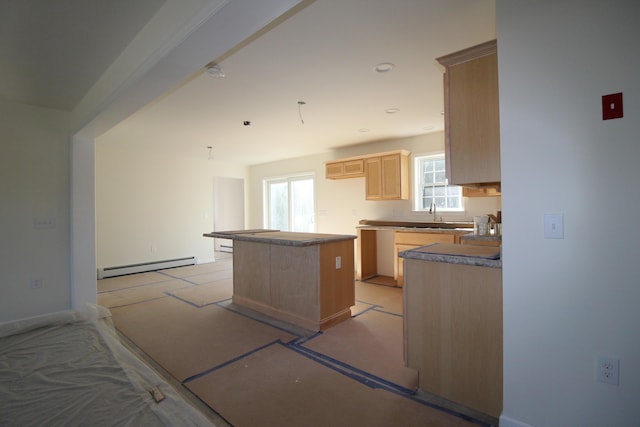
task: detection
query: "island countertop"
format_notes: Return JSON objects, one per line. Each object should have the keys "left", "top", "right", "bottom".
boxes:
{"left": 399, "top": 242, "right": 502, "bottom": 268}
{"left": 203, "top": 230, "right": 356, "bottom": 247}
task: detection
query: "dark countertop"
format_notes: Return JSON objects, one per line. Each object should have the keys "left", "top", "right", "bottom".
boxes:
{"left": 203, "top": 230, "right": 356, "bottom": 247}
{"left": 399, "top": 243, "right": 502, "bottom": 268}
{"left": 359, "top": 219, "right": 474, "bottom": 229}
{"left": 460, "top": 233, "right": 502, "bottom": 242}
{"left": 358, "top": 225, "right": 473, "bottom": 234}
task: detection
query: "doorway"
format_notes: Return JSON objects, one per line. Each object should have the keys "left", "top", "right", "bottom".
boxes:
{"left": 213, "top": 177, "right": 245, "bottom": 252}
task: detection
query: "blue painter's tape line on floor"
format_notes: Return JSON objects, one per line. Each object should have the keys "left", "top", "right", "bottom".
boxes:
{"left": 351, "top": 304, "right": 381, "bottom": 318}
{"left": 182, "top": 339, "right": 283, "bottom": 384}
{"left": 286, "top": 342, "right": 493, "bottom": 427}
{"left": 155, "top": 270, "right": 195, "bottom": 282}
{"left": 200, "top": 297, "right": 233, "bottom": 307}
{"left": 106, "top": 296, "right": 169, "bottom": 310}
{"left": 165, "top": 292, "right": 204, "bottom": 309}
{"left": 214, "top": 300, "right": 310, "bottom": 338}
{"left": 371, "top": 307, "right": 403, "bottom": 317}
{"left": 290, "top": 331, "right": 323, "bottom": 346}
{"left": 290, "top": 343, "right": 416, "bottom": 395}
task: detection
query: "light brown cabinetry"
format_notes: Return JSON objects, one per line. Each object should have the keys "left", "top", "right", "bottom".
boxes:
{"left": 356, "top": 227, "right": 466, "bottom": 286}
{"left": 460, "top": 237, "right": 501, "bottom": 247}
{"left": 394, "top": 231, "right": 460, "bottom": 286}
{"left": 364, "top": 152, "right": 409, "bottom": 200}
{"left": 404, "top": 258, "right": 502, "bottom": 419}
{"left": 462, "top": 185, "right": 501, "bottom": 197}
{"left": 325, "top": 159, "right": 365, "bottom": 179}
{"left": 325, "top": 150, "right": 409, "bottom": 200}
{"left": 232, "top": 237, "right": 355, "bottom": 332}
{"left": 437, "top": 40, "right": 500, "bottom": 186}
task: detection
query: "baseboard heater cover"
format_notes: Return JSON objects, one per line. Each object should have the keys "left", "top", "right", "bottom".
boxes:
{"left": 220, "top": 244, "right": 233, "bottom": 253}
{"left": 97, "top": 256, "right": 196, "bottom": 279}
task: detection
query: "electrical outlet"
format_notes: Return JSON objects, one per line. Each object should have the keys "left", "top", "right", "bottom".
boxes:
{"left": 33, "top": 217, "right": 56, "bottom": 229}
{"left": 30, "top": 278, "right": 43, "bottom": 290}
{"left": 597, "top": 356, "right": 619, "bottom": 385}
{"left": 335, "top": 256, "right": 341, "bottom": 269}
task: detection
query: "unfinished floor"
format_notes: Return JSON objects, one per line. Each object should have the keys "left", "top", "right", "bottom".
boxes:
{"left": 97, "top": 254, "right": 493, "bottom": 427}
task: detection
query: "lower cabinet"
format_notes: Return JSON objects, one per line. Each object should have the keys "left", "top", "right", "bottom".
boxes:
{"left": 394, "top": 231, "right": 459, "bottom": 286}
{"left": 404, "top": 259, "right": 502, "bottom": 419}
{"left": 460, "top": 237, "right": 501, "bottom": 247}
{"left": 232, "top": 239, "right": 355, "bottom": 331}
{"left": 357, "top": 227, "right": 468, "bottom": 286}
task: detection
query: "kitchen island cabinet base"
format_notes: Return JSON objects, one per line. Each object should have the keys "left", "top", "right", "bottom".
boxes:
{"left": 232, "top": 238, "right": 355, "bottom": 332}
{"left": 231, "top": 294, "right": 352, "bottom": 333}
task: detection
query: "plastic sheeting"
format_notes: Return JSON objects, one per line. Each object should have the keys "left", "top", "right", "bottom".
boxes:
{"left": 0, "top": 304, "right": 216, "bottom": 426}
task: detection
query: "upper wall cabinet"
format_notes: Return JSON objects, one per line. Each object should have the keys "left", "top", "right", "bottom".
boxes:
{"left": 325, "top": 158, "right": 365, "bottom": 179}
{"left": 325, "top": 150, "right": 410, "bottom": 200}
{"left": 365, "top": 152, "right": 409, "bottom": 200}
{"left": 437, "top": 40, "right": 500, "bottom": 186}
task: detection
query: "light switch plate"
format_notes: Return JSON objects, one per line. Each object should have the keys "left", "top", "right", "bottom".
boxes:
{"left": 544, "top": 214, "right": 564, "bottom": 239}
{"left": 602, "top": 92, "right": 623, "bottom": 120}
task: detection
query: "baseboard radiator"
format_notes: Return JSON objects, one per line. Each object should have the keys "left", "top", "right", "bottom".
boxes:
{"left": 97, "top": 256, "right": 196, "bottom": 279}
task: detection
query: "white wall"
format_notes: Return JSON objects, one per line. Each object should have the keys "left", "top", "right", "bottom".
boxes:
{"left": 0, "top": 101, "right": 71, "bottom": 322}
{"left": 248, "top": 132, "right": 501, "bottom": 274}
{"left": 96, "top": 131, "right": 248, "bottom": 268}
{"left": 497, "top": 1, "right": 640, "bottom": 426}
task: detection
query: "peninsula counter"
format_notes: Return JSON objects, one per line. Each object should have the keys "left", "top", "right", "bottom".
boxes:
{"left": 399, "top": 243, "right": 502, "bottom": 422}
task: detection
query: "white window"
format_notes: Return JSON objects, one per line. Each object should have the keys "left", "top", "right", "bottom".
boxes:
{"left": 264, "top": 174, "right": 315, "bottom": 232}
{"left": 413, "top": 154, "right": 463, "bottom": 212}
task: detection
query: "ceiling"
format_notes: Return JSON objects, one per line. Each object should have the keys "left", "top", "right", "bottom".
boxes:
{"left": 0, "top": 0, "right": 165, "bottom": 111}
{"left": 1, "top": 0, "right": 495, "bottom": 166}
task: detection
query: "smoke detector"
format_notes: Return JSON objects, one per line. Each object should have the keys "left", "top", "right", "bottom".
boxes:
{"left": 205, "top": 63, "right": 225, "bottom": 78}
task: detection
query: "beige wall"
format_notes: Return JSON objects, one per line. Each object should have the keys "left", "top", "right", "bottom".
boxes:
{"left": 498, "top": 1, "right": 640, "bottom": 426}
{"left": 0, "top": 101, "right": 71, "bottom": 322}
{"left": 96, "top": 131, "right": 248, "bottom": 269}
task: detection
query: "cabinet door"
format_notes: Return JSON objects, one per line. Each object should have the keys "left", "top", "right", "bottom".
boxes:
{"left": 326, "top": 159, "right": 365, "bottom": 179}
{"left": 343, "top": 159, "right": 364, "bottom": 177}
{"left": 365, "top": 157, "right": 382, "bottom": 199}
{"left": 325, "top": 161, "right": 344, "bottom": 179}
{"left": 447, "top": 52, "right": 500, "bottom": 184}
{"left": 381, "top": 154, "right": 402, "bottom": 199}
{"left": 365, "top": 153, "right": 409, "bottom": 200}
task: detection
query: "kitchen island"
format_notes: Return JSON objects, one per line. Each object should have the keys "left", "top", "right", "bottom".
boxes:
{"left": 399, "top": 243, "right": 502, "bottom": 423}
{"left": 203, "top": 230, "right": 356, "bottom": 332}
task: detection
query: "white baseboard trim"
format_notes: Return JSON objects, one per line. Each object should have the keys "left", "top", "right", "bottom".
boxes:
{"left": 97, "top": 256, "right": 196, "bottom": 279}
{"left": 500, "top": 415, "right": 536, "bottom": 427}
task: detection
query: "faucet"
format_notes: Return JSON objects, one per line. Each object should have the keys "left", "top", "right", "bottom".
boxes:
{"left": 429, "top": 202, "right": 437, "bottom": 221}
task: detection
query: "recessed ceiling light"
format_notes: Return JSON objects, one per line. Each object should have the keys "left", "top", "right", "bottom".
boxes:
{"left": 423, "top": 125, "right": 435, "bottom": 131}
{"left": 374, "top": 62, "right": 395, "bottom": 73}
{"left": 385, "top": 108, "right": 400, "bottom": 114}
{"left": 358, "top": 128, "right": 370, "bottom": 133}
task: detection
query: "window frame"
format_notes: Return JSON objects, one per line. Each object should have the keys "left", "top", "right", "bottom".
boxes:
{"left": 413, "top": 153, "right": 463, "bottom": 213}
{"left": 263, "top": 172, "right": 316, "bottom": 232}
